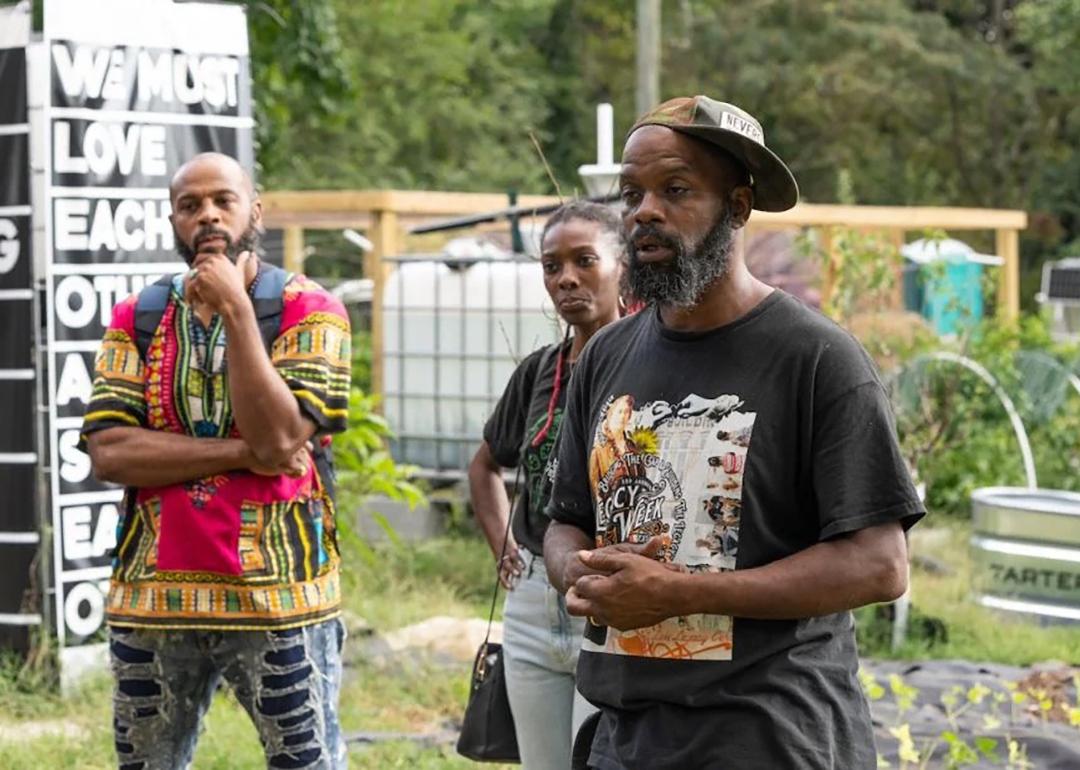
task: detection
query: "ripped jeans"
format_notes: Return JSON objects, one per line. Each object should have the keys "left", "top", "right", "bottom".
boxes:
{"left": 108, "top": 618, "right": 346, "bottom": 770}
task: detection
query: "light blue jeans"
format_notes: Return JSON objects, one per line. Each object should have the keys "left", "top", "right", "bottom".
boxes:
{"left": 108, "top": 617, "right": 346, "bottom": 770}
{"left": 502, "top": 550, "right": 597, "bottom": 770}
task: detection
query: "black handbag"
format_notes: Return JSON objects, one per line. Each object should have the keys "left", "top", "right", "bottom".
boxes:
{"left": 456, "top": 468, "right": 523, "bottom": 762}
{"left": 456, "top": 638, "right": 519, "bottom": 762}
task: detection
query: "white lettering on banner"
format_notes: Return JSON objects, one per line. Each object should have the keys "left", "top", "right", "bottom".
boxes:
{"left": 62, "top": 506, "right": 92, "bottom": 560}
{"left": 0, "top": 218, "right": 18, "bottom": 274}
{"left": 63, "top": 579, "right": 111, "bottom": 638}
{"left": 55, "top": 276, "right": 96, "bottom": 329}
{"left": 56, "top": 353, "right": 93, "bottom": 406}
{"left": 62, "top": 504, "right": 118, "bottom": 561}
{"left": 93, "top": 275, "right": 130, "bottom": 325}
{"left": 53, "top": 274, "right": 158, "bottom": 331}
{"left": 52, "top": 44, "right": 126, "bottom": 101}
{"left": 54, "top": 198, "right": 88, "bottom": 251}
{"left": 58, "top": 430, "right": 92, "bottom": 484}
{"left": 137, "top": 50, "right": 240, "bottom": 109}
{"left": 53, "top": 121, "right": 167, "bottom": 178}
{"left": 54, "top": 198, "right": 173, "bottom": 253}
{"left": 113, "top": 201, "right": 149, "bottom": 251}
{"left": 94, "top": 506, "right": 119, "bottom": 557}
{"left": 88, "top": 199, "right": 117, "bottom": 250}
{"left": 52, "top": 43, "right": 241, "bottom": 110}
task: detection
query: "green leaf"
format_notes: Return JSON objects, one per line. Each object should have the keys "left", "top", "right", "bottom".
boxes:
{"left": 974, "top": 736, "right": 999, "bottom": 761}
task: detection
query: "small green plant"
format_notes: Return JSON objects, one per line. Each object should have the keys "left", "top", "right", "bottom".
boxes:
{"left": 333, "top": 387, "right": 425, "bottom": 571}
{"left": 350, "top": 329, "right": 373, "bottom": 394}
{"left": 862, "top": 667, "right": 1080, "bottom": 769}
{"left": 334, "top": 389, "right": 424, "bottom": 510}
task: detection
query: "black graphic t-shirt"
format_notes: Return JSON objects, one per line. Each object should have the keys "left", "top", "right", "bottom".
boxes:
{"left": 548, "top": 291, "right": 925, "bottom": 770}
{"left": 484, "top": 341, "right": 569, "bottom": 556}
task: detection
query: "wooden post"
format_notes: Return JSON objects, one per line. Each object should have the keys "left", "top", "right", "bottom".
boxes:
{"left": 819, "top": 227, "right": 839, "bottom": 318}
{"left": 367, "top": 209, "right": 399, "bottom": 405}
{"left": 283, "top": 226, "right": 304, "bottom": 274}
{"left": 890, "top": 229, "right": 905, "bottom": 311}
{"left": 995, "top": 228, "right": 1020, "bottom": 320}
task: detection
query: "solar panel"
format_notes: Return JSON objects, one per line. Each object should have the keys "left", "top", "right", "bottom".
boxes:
{"left": 1043, "top": 259, "right": 1080, "bottom": 303}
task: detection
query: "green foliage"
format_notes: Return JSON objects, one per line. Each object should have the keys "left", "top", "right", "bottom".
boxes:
{"left": 860, "top": 667, "right": 1079, "bottom": 769}
{"left": 243, "top": 0, "right": 1080, "bottom": 312}
{"left": 806, "top": 211, "right": 1079, "bottom": 519}
{"left": 245, "top": 1, "right": 353, "bottom": 185}
{"left": 1014, "top": 0, "right": 1080, "bottom": 247}
{"left": 645, "top": 1, "right": 1033, "bottom": 209}
{"left": 350, "top": 329, "right": 372, "bottom": 395}
{"left": 251, "top": 0, "right": 560, "bottom": 193}
{"left": 334, "top": 389, "right": 424, "bottom": 519}
{"left": 890, "top": 314, "right": 1080, "bottom": 517}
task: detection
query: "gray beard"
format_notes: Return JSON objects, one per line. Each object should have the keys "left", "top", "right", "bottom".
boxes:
{"left": 627, "top": 208, "right": 735, "bottom": 309}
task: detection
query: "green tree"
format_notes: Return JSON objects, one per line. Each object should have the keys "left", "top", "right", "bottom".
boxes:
{"left": 252, "top": 0, "right": 561, "bottom": 193}
{"left": 662, "top": 0, "right": 1040, "bottom": 210}
{"left": 246, "top": 1, "right": 353, "bottom": 185}
{"left": 1015, "top": 0, "right": 1080, "bottom": 251}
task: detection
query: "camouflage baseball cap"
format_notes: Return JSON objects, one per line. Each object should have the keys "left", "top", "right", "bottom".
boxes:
{"left": 629, "top": 95, "right": 799, "bottom": 212}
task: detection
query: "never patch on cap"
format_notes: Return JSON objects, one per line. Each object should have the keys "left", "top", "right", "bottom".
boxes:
{"left": 629, "top": 95, "right": 799, "bottom": 212}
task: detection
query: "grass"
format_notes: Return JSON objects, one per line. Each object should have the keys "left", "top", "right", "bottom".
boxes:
{"left": 0, "top": 534, "right": 505, "bottom": 770}
{"left": 858, "top": 520, "right": 1080, "bottom": 665}
{"left": 0, "top": 525, "right": 1076, "bottom": 768}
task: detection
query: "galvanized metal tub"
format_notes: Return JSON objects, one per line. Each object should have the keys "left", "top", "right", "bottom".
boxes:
{"left": 970, "top": 487, "right": 1080, "bottom": 621}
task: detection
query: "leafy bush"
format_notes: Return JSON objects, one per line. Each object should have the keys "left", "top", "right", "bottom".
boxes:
{"left": 334, "top": 389, "right": 423, "bottom": 516}
{"left": 350, "top": 329, "right": 372, "bottom": 394}
{"left": 890, "top": 315, "right": 1080, "bottom": 517}
{"left": 805, "top": 222, "right": 1080, "bottom": 518}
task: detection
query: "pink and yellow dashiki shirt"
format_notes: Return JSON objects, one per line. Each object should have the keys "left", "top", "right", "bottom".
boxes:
{"left": 80, "top": 269, "right": 351, "bottom": 631}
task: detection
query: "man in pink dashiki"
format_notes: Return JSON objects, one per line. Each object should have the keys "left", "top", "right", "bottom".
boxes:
{"left": 81, "top": 153, "right": 351, "bottom": 770}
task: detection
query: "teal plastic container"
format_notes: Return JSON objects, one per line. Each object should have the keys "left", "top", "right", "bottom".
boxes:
{"left": 901, "top": 242, "right": 994, "bottom": 335}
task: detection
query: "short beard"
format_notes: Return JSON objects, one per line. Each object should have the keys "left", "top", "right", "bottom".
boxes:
{"left": 176, "top": 214, "right": 262, "bottom": 265}
{"left": 627, "top": 207, "right": 736, "bottom": 309}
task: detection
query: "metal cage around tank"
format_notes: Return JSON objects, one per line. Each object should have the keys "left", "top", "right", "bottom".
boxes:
{"left": 381, "top": 253, "right": 562, "bottom": 476}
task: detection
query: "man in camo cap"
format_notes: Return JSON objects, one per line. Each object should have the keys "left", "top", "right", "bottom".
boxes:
{"left": 544, "top": 96, "right": 925, "bottom": 769}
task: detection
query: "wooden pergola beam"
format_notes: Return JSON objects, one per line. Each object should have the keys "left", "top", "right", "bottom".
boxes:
{"left": 260, "top": 191, "right": 1030, "bottom": 400}
{"left": 262, "top": 189, "right": 562, "bottom": 220}
{"left": 749, "top": 203, "right": 1027, "bottom": 231}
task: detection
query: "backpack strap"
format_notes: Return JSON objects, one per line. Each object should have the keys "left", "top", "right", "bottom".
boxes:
{"left": 251, "top": 262, "right": 291, "bottom": 352}
{"left": 249, "top": 264, "right": 336, "bottom": 488}
{"left": 133, "top": 262, "right": 293, "bottom": 361}
{"left": 133, "top": 274, "right": 174, "bottom": 361}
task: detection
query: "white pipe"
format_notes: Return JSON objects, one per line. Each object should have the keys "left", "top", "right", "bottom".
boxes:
{"left": 1069, "top": 373, "right": 1080, "bottom": 399}
{"left": 926, "top": 352, "right": 1038, "bottom": 489}
{"left": 596, "top": 103, "right": 614, "bottom": 167}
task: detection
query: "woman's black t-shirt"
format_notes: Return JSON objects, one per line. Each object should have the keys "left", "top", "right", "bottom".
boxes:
{"left": 483, "top": 340, "right": 569, "bottom": 556}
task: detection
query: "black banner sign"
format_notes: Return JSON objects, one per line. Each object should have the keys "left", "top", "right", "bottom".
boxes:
{"left": 0, "top": 4, "right": 38, "bottom": 654}
{"left": 44, "top": 0, "right": 255, "bottom": 649}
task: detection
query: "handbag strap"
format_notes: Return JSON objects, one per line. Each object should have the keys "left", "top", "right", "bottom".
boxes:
{"left": 481, "top": 327, "right": 571, "bottom": 646}
{"left": 482, "top": 464, "right": 522, "bottom": 647}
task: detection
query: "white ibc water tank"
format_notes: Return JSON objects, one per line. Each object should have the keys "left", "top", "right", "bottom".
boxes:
{"left": 383, "top": 259, "right": 560, "bottom": 471}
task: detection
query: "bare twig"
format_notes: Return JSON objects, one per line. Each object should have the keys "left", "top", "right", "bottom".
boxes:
{"left": 497, "top": 321, "right": 521, "bottom": 366}
{"left": 528, "top": 130, "right": 564, "bottom": 203}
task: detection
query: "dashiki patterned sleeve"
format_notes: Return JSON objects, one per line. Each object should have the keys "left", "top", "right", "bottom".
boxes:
{"left": 80, "top": 294, "right": 147, "bottom": 445}
{"left": 273, "top": 276, "right": 352, "bottom": 434}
